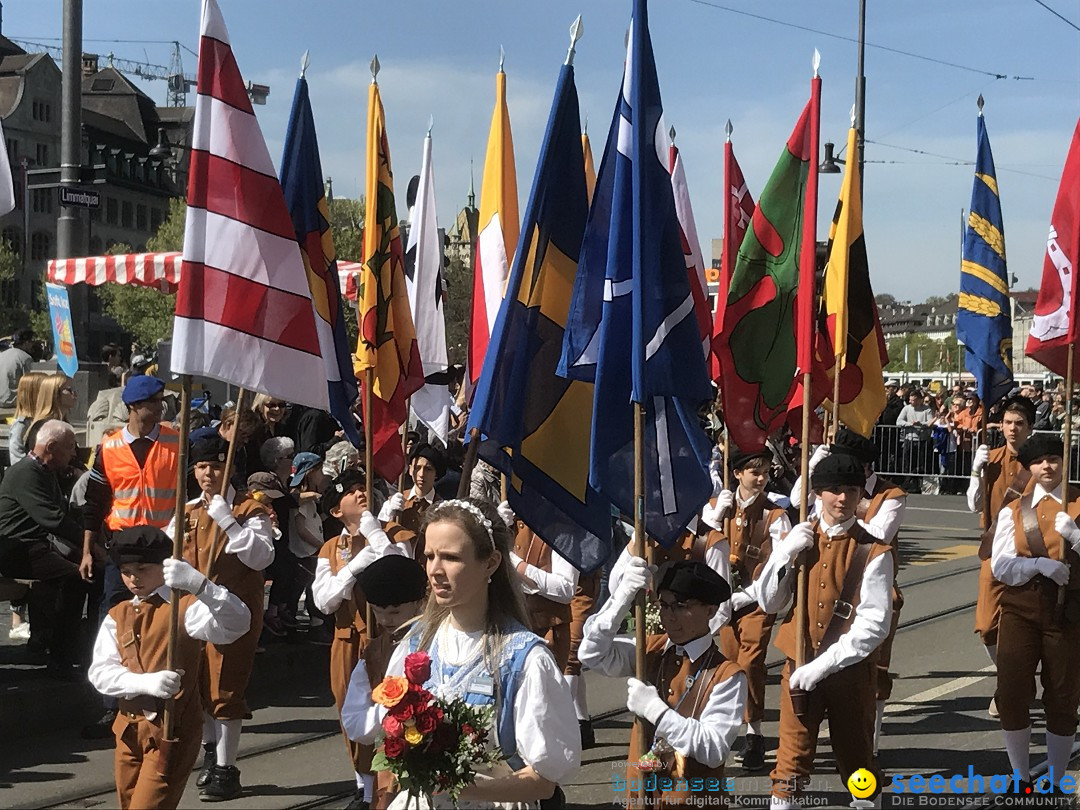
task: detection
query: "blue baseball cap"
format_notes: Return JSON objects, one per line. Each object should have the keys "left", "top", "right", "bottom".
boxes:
{"left": 289, "top": 452, "right": 322, "bottom": 488}
{"left": 122, "top": 375, "right": 165, "bottom": 405}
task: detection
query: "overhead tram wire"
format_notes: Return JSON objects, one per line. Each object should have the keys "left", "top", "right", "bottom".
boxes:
{"left": 682, "top": 0, "right": 1034, "bottom": 81}
{"left": 866, "top": 139, "right": 1059, "bottom": 181}
{"left": 1031, "top": 0, "right": 1080, "bottom": 32}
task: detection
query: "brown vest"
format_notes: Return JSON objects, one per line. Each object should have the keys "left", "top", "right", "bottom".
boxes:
{"left": 774, "top": 521, "right": 892, "bottom": 663}
{"left": 514, "top": 525, "right": 573, "bottom": 632}
{"left": 111, "top": 593, "right": 203, "bottom": 727}
{"left": 861, "top": 476, "right": 906, "bottom": 589}
{"left": 320, "top": 531, "right": 369, "bottom": 640}
{"left": 983, "top": 446, "right": 1027, "bottom": 531}
{"left": 728, "top": 493, "right": 785, "bottom": 584}
{"left": 638, "top": 522, "right": 727, "bottom": 569}
{"left": 386, "top": 494, "right": 435, "bottom": 561}
{"left": 626, "top": 634, "right": 743, "bottom": 808}
{"left": 1010, "top": 486, "right": 1080, "bottom": 592}
{"left": 183, "top": 494, "right": 270, "bottom": 614}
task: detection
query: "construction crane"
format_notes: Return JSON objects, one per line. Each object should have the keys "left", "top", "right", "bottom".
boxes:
{"left": 10, "top": 38, "right": 268, "bottom": 106}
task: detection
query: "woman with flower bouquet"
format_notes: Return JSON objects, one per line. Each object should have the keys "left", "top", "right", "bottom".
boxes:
{"left": 350, "top": 499, "right": 580, "bottom": 809}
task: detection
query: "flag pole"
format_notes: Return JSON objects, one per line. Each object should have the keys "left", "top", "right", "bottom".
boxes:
{"left": 162, "top": 374, "right": 192, "bottom": 751}
{"left": 632, "top": 399, "right": 651, "bottom": 759}
{"left": 363, "top": 367, "right": 375, "bottom": 632}
{"left": 206, "top": 387, "right": 247, "bottom": 579}
{"left": 1057, "top": 344, "right": 1074, "bottom": 623}
{"left": 458, "top": 427, "right": 481, "bottom": 498}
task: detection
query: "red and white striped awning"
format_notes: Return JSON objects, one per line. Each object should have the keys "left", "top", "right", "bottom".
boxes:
{"left": 48, "top": 251, "right": 363, "bottom": 302}
{"left": 47, "top": 252, "right": 183, "bottom": 292}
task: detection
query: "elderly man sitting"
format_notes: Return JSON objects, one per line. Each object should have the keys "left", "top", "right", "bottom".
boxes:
{"left": 0, "top": 420, "right": 86, "bottom": 678}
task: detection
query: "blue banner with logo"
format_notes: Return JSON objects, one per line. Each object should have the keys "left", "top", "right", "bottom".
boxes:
{"left": 46, "top": 282, "right": 78, "bottom": 377}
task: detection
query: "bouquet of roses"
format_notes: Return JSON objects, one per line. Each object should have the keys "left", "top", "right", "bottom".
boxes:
{"left": 371, "top": 650, "right": 503, "bottom": 807}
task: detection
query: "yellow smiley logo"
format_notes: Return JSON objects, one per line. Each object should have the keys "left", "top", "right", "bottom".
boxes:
{"left": 847, "top": 768, "right": 876, "bottom": 800}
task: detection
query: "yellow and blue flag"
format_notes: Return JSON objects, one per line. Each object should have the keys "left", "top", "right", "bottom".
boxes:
{"left": 468, "top": 62, "right": 612, "bottom": 572}
{"left": 957, "top": 111, "right": 1012, "bottom": 406}
{"left": 279, "top": 74, "right": 360, "bottom": 445}
{"left": 559, "top": 0, "right": 712, "bottom": 547}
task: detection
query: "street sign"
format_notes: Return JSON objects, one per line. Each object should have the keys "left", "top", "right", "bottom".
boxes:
{"left": 58, "top": 186, "right": 101, "bottom": 209}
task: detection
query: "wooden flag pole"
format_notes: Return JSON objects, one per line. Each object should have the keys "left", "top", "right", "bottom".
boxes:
{"left": 1057, "top": 344, "right": 1074, "bottom": 623}
{"left": 363, "top": 368, "right": 374, "bottom": 631}
{"left": 458, "top": 428, "right": 481, "bottom": 498}
{"left": 795, "top": 372, "right": 812, "bottom": 671}
{"left": 162, "top": 375, "right": 192, "bottom": 743}
{"left": 632, "top": 400, "right": 651, "bottom": 802}
{"left": 830, "top": 357, "right": 842, "bottom": 441}
{"left": 398, "top": 418, "right": 408, "bottom": 493}
{"left": 979, "top": 408, "right": 991, "bottom": 532}
{"left": 206, "top": 388, "right": 247, "bottom": 579}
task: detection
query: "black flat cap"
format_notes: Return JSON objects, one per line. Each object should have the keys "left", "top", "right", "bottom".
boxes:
{"left": 830, "top": 428, "right": 876, "bottom": 465}
{"left": 109, "top": 526, "right": 172, "bottom": 566}
{"left": 1018, "top": 434, "right": 1064, "bottom": 468}
{"left": 811, "top": 453, "right": 866, "bottom": 490}
{"left": 656, "top": 560, "right": 731, "bottom": 606}
{"left": 322, "top": 469, "right": 366, "bottom": 517}
{"left": 357, "top": 555, "right": 428, "bottom": 606}
{"left": 190, "top": 435, "right": 229, "bottom": 466}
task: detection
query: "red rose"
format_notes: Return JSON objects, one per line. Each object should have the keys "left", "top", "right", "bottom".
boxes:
{"left": 462, "top": 723, "right": 475, "bottom": 738}
{"left": 383, "top": 736, "right": 406, "bottom": 758}
{"left": 414, "top": 709, "right": 438, "bottom": 735}
{"left": 382, "top": 713, "right": 405, "bottom": 738}
{"left": 389, "top": 699, "right": 415, "bottom": 720}
{"left": 404, "top": 651, "right": 432, "bottom": 685}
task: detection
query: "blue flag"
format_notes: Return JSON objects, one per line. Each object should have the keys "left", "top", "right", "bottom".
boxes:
{"left": 468, "top": 64, "right": 612, "bottom": 572}
{"left": 279, "top": 76, "right": 361, "bottom": 445}
{"left": 957, "top": 113, "right": 1013, "bottom": 407}
{"left": 559, "top": 0, "right": 713, "bottom": 546}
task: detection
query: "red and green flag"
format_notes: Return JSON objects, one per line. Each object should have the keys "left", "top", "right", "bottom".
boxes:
{"left": 715, "top": 94, "right": 819, "bottom": 452}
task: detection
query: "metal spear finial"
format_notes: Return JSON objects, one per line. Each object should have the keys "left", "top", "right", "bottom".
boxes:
{"left": 669, "top": 125, "right": 676, "bottom": 144}
{"left": 850, "top": 103, "right": 856, "bottom": 127}
{"left": 977, "top": 94, "right": 985, "bottom": 115}
{"left": 813, "top": 49, "right": 821, "bottom": 78}
{"left": 725, "top": 119, "right": 732, "bottom": 142}
{"left": 566, "top": 15, "right": 583, "bottom": 66}
{"left": 583, "top": 115, "right": 588, "bottom": 137}
{"left": 499, "top": 46, "right": 505, "bottom": 73}
{"left": 427, "top": 115, "right": 434, "bottom": 137}
{"left": 300, "top": 50, "right": 310, "bottom": 79}
{"left": 370, "top": 54, "right": 380, "bottom": 83}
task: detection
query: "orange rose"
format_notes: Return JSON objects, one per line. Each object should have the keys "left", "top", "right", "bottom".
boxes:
{"left": 372, "top": 676, "right": 409, "bottom": 708}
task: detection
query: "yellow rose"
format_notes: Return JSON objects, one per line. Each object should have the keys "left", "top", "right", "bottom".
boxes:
{"left": 404, "top": 727, "right": 424, "bottom": 746}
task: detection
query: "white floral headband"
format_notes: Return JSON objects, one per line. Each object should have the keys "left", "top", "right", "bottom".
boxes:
{"left": 430, "top": 499, "right": 494, "bottom": 542}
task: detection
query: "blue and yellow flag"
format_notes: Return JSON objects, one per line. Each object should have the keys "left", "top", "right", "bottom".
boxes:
{"left": 279, "top": 75, "right": 360, "bottom": 445}
{"left": 957, "top": 111, "right": 1013, "bottom": 407}
{"left": 467, "top": 63, "right": 612, "bottom": 573}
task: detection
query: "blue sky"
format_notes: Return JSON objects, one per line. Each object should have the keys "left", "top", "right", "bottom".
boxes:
{"left": 12, "top": 0, "right": 1080, "bottom": 299}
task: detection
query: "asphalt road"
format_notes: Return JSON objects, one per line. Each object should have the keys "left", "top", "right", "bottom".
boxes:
{"left": 3, "top": 494, "right": 1076, "bottom": 809}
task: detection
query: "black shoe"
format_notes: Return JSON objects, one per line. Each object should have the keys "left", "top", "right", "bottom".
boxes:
{"left": 578, "top": 719, "right": 595, "bottom": 750}
{"left": 344, "top": 789, "right": 369, "bottom": 810}
{"left": 196, "top": 744, "right": 216, "bottom": 788}
{"left": 81, "top": 710, "right": 117, "bottom": 740}
{"left": 741, "top": 734, "right": 767, "bottom": 772}
{"left": 199, "top": 765, "right": 242, "bottom": 802}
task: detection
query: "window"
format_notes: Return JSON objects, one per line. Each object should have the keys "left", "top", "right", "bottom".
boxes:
{"left": 1, "top": 227, "right": 21, "bottom": 257}
{"left": 32, "top": 100, "right": 52, "bottom": 122}
{"left": 150, "top": 208, "right": 162, "bottom": 231}
{"left": 121, "top": 200, "right": 133, "bottom": 228}
{"left": 136, "top": 204, "right": 147, "bottom": 231}
{"left": 31, "top": 188, "right": 52, "bottom": 214}
{"left": 30, "top": 232, "right": 50, "bottom": 261}
{"left": 35, "top": 143, "right": 48, "bottom": 166}
{"left": 106, "top": 197, "right": 118, "bottom": 225}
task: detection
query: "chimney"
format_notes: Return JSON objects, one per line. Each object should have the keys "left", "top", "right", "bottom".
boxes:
{"left": 82, "top": 53, "right": 99, "bottom": 78}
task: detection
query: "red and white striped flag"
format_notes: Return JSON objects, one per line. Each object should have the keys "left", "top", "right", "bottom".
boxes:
{"left": 668, "top": 138, "right": 711, "bottom": 358}
{"left": 172, "top": 0, "right": 329, "bottom": 410}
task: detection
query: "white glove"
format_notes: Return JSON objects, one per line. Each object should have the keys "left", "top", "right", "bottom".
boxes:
{"left": 788, "top": 659, "right": 829, "bottom": 693}
{"left": 702, "top": 491, "right": 734, "bottom": 530}
{"left": 730, "top": 590, "right": 756, "bottom": 613}
{"left": 614, "top": 555, "right": 653, "bottom": 607}
{"left": 497, "top": 501, "right": 516, "bottom": 528}
{"left": 132, "top": 669, "right": 183, "bottom": 699}
{"left": 162, "top": 558, "right": 207, "bottom": 595}
{"left": 808, "top": 445, "right": 830, "bottom": 476}
{"left": 626, "top": 678, "right": 669, "bottom": 724}
{"left": 778, "top": 522, "right": 816, "bottom": 560}
{"left": 1035, "top": 557, "right": 1071, "bottom": 586}
{"left": 971, "top": 444, "right": 990, "bottom": 475}
{"left": 386, "top": 492, "right": 406, "bottom": 516}
{"left": 206, "top": 494, "right": 238, "bottom": 531}
{"left": 1055, "top": 512, "right": 1080, "bottom": 548}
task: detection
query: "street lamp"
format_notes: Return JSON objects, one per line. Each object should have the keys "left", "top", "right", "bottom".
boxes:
{"left": 819, "top": 142, "right": 843, "bottom": 174}
{"left": 819, "top": 0, "right": 866, "bottom": 189}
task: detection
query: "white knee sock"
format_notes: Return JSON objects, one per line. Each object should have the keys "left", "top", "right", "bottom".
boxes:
{"left": 984, "top": 644, "right": 997, "bottom": 667}
{"left": 873, "top": 700, "right": 886, "bottom": 755}
{"left": 215, "top": 718, "right": 243, "bottom": 768}
{"left": 356, "top": 772, "right": 374, "bottom": 798}
{"left": 566, "top": 675, "right": 589, "bottom": 721}
{"left": 769, "top": 796, "right": 800, "bottom": 810}
{"left": 202, "top": 713, "right": 218, "bottom": 747}
{"left": 1045, "top": 731, "right": 1074, "bottom": 789}
{"left": 1002, "top": 727, "right": 1031, "bottom": 782}
{"left": 747, "top": 720, "right": 762, "bottom": 737}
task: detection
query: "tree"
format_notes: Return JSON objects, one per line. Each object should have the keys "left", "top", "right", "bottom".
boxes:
{"left": 885, "top": 333, "right": 961, "bottom": 373}
{"left": 93, "top": 198, "right": 184, "bottom": 349}
{"left": 874, "top": 293, "right": 896, "bottom": 307}
{"left": 0, "top": 238, "right": 35, "bottom": 335}
{"left": 923, "top": 295, "right": 950, "bottom": 309}
{"left": 443, "top": 256, "right": 471, "bottom": 366}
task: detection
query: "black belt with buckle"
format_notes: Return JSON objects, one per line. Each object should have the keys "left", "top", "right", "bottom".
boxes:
{"left": 833, "top": 599, "right": 854, "bottom": 620}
